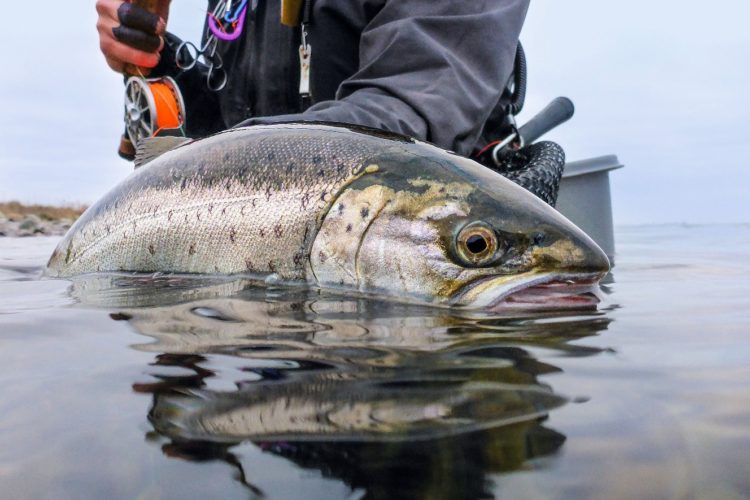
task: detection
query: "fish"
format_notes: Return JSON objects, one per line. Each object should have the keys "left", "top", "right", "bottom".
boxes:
{"left": 148, "top": 373, "right": 566, "bottom": 442}
{"left": 46, "top": 123, "right": 610, "bottom": 311}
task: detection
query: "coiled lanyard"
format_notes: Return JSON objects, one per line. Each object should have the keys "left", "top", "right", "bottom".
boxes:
{"left": 175, "top": 0, "right": 251, "bottom": 91}
{"left": 176, "top": 0, "right": 313, "bottom": 101}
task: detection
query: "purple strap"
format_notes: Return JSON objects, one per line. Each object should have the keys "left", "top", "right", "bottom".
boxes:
{"left": 208, "top": 7, "right": 247, "bottom": 42}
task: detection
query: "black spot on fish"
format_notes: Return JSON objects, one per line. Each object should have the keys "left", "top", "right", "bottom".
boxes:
{"left": 241, "top": 205, "right": 247, "bottom": 216}
{"left": 106, "top": 225, "right": 111, "bottom": 234}
{"left": 320, "top": 191, "right": 327, "bottom": 201}
{"left": 318, "top": 251, "right": 327, "bottom": 263}
{"left": 268, "top": 261, "right": 276, "bottom": 272}
{"left": 360, "top": 207, "right": 370, "bottom": 219}
{"left": 312, "top": 155, "right": 322, "bottom": 164}
{"left": 222, "top": 207, "right": 227, "bottom": 216}
{"left": 184, "top": 214, "right": 189, "bottom": 223}
{"left": 148, "top": 244, "right": 155, "bottom": 255}
{"left": 439, "top": 187, "right": 446, "bottom": 193}
{"left": 110, "top": 312, "right": 132, "bottom": 321}
{"left": 180, "top": 178, "right": 187, "bottom": 191}
{"left": 188, "top": 243, "right": 196, "bottom": 256}
{"left": 318, "top": 169, "right": 325, "bottom": 177}
{"left": 267, "top": 152, "right": 276, "bottom": 161}
{"left": 229, "top": 228, "right": 237, "bottom": 244}
{"left": 224, "top": 152, "right": 230, "bottom": 161}
{"left": 226, "top": 180, "right": 232, "bottom": 192}
{"left": 245, "top": 258, "right": 254, "bottom": 270}
{"left": 214, "top": 266, "right": 220, "bottom": 272}
{"left": 293, "top": 252, "right": 303, "bottom": 266}
{"left": 197, "top": 211, "right": 202, "bottom": 222}
{"left": 259, "top": 229, "right": 265, "bottom": 237}
{"left": 65, "top": 243, "right": 72, "bottom": 263}
{"left": 338, "top": 203, "right": 345, "bottom": 214}
{"left": 208, "top": 204, "right": 214, "bottom": 214}
{"left": 287, "top": 162, "right": 296, "bottom": 172}
{"left": 346, "top": 223, "right": 352, "bottom": 233}
{"left": 274, "top": 225, "right": 283, "bottom": 238}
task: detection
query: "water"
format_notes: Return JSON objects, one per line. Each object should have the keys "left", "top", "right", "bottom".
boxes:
{"left": 1, "top": 225, "right": 749, "bottom": 499}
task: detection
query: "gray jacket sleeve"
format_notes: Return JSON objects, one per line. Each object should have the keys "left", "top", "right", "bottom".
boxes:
{"left": 246, "top": 0, "right": 529, "bottom": 157}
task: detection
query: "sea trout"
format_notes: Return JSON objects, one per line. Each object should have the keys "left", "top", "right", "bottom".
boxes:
{"left": 46, "top": 123, "right": 609, "bottom": 310}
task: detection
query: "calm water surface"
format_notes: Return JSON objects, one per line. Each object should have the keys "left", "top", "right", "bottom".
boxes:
{"left": 1, "top": 225, "right": 748, "bottom": 499}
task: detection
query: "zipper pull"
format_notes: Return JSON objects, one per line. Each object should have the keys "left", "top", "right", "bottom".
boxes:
{"left": 299, "top": 24, "right": 312, "bottom": 99}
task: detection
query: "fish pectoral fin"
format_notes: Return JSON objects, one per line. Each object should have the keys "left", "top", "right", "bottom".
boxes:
{"left": 134, "top": 137, "right": 193, "bottom": 169}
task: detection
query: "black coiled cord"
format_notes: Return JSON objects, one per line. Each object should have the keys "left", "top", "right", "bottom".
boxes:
{"left": 508, "top": 42, "right": 527, "bottom": 116}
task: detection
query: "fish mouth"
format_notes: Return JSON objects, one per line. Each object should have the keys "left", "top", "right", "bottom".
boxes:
{"left": 454, "top": 271, "right": 606, "bottom": 312}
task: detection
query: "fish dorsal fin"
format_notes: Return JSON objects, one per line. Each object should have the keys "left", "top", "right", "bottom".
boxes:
{"left": 134, "top": 137, "right": 192, "bottom": 169}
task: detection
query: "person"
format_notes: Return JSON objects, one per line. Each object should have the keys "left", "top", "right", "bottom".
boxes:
{"left": 96, "top": 0, "right": 530, "bottom": 158}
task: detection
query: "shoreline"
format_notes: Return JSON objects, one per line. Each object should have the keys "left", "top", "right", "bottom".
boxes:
{"left": 0, "top": 202, "right": 86, "bottom": 237}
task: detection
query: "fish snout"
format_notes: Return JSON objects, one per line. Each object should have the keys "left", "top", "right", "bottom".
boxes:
{"left": 532, "top": 224, "right": 611, "bottom": 277}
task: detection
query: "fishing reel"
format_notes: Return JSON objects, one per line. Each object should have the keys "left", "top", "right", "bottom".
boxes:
{"left": 118, "top": 76, "right": 187, "bottom": 160}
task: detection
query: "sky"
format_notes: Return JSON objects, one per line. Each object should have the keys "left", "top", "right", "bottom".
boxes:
{"left": 0, "top": 1, "right": 748, "bottom": 224}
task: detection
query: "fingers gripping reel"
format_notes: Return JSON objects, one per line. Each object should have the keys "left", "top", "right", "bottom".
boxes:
{"left": 119, "top": 77, "right": 186, "bottom": 160}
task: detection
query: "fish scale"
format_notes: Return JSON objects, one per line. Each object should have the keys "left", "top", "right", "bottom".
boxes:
{"left": 49, "top": 126, "right": 403, "bottom": 278}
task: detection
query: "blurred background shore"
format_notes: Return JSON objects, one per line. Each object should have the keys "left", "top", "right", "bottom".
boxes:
{"left": 0, "top": 202, "right": 85, "bottom": 237}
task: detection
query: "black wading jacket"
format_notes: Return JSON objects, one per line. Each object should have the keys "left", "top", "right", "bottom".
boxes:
{"left": 155, "top": 0, "right": 530, "bottom": 157}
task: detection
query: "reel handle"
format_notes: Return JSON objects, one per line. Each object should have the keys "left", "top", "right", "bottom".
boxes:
{"left": 123, "top": 0, "right": 165, "bottom": 77}
{"left": 118, "top": 127, "right": 137, "bottom": 161}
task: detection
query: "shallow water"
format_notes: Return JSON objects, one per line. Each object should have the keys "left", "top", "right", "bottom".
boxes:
{"left": 1, "top": 225, "right": 749, "bottom": 499}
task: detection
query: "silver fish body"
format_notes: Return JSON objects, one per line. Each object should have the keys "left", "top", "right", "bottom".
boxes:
{"left": 46, "top": 123, "right": 609, "bottom": 310}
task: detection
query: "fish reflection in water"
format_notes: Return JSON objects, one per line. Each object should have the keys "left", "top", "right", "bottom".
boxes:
{"left": 72, "top": 275, "right": 612, "bottom": 498}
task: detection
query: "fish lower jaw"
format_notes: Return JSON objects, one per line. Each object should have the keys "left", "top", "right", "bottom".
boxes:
{"left": 454, "top": 272, "right": 606, "bottom": 312}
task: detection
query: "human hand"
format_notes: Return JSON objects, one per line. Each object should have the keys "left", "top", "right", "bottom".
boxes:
{"left": 96, "top": 0, "right": 171, "bottom": 73}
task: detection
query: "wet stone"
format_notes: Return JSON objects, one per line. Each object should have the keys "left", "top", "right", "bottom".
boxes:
{"left": 19, "top": 214, "right": 43, "bottom": 232}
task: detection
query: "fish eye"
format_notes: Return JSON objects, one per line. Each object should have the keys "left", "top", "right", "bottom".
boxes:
{"left": 455, "top": 222, "right": 502, "bottom": 267}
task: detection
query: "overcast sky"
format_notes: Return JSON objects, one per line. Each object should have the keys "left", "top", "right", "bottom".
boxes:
{"left": 1, "top": 1, "right": 748, "bottom": 224}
